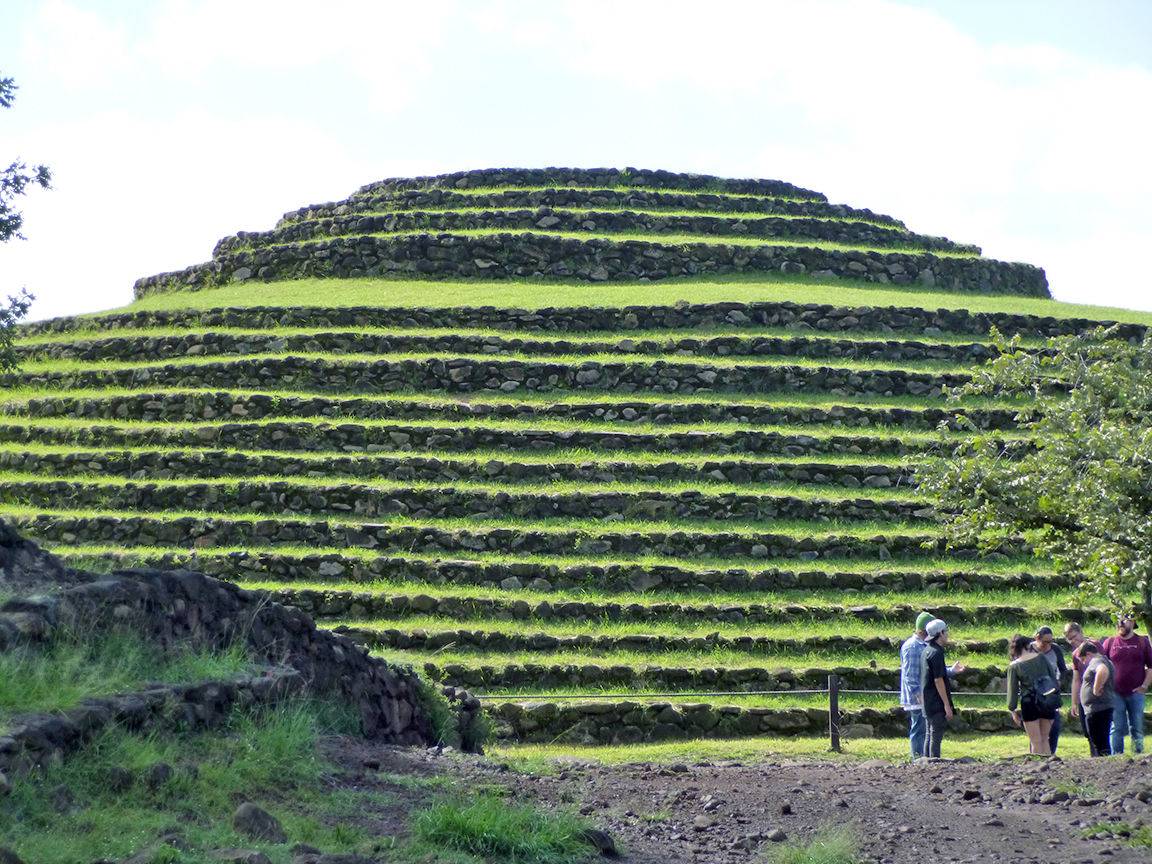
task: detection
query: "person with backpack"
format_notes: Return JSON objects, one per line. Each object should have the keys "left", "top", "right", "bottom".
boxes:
{"left": 1007, "top": 632, "right": 1060, "bottom": 755}
{"left": 1074, "top": 640, "right": 1115, "bottom": 757}
{"left": 1031, "top": 625, "right": 1069, "bottom": 753}
{"left": 1102, "top": 615, "right": 1152, "bottom": 754}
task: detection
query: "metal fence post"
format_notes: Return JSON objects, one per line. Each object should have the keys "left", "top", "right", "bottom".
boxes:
{"left": 828, "top": 674, "right": 841, "bottom": 752}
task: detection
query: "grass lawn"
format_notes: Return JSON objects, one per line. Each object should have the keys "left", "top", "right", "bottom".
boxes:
{"left": 101, "top": 272, "right": 1152, "bottom": 327}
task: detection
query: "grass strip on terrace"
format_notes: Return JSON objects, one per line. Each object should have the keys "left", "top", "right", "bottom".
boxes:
{"left": 0, "top": 504, "right": 949, "bottom": 538}
{"left": 488, "top": 733, "right": 1094, "bottom": 765}
{"left": 0, "top": 442, "right": 934, "bottom": 472}
{"left": 364, "top": 644, "right": 1011, "bottom": 670}
{"left": 227, "top": 227, "right": 984, "bottom": 259}
{"left": 0, "top": 383, "right": 1016, "bottom": 413}
{"left": 477, "top": 691, "right": 926, "bottom": 710}
{"left": 47, "top": 543, "right": 1054, "bottom": 584}
{"left": 114, "top": 273, "right": 1152, "bottom": 327}
{"left": 246, "top": 213, "right": 956, "bottom": 253}
{"left": 361, "top": 183, "right": 830, "bottom": 205}
{"left": 333, "top": 614, "right": 1042, "bottom": 643}
{"left": 0, "top": 471, "right": 929, "bottom": 503}
{"left": 229, "top": 579, "right": 1091, "bottom": 616}
{"left": 0, "top": 414, "right": 972, "bottom": 445}
{"left": 11, "top": 345, "right": 987, "bottom": 377}
{"left": 321, "top": 200, "right": 884, "bottom": 224}
{"left": 329, "top": 193, "right": 866, "bottom": 220}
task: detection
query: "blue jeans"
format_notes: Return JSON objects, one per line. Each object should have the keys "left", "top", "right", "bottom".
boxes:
{"left": 908, "top": 709, "right": 926, "bottom": 758}
{"left": 1048, "top": 710, "right": 1061, "bottom": 754}
{"left": 1110, "top": 692, "right": 1146, "bottom": 755}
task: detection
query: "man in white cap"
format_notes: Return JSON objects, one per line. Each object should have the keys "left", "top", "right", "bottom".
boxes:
{"left": 922, "top": 618, "right": 955, "bottom": 757}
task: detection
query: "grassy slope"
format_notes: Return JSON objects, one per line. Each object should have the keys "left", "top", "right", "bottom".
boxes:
{"left": 10, "top": 265, "right": 1146, "bottom": 746}
{"left": 112, "top": 272, "right": 1152, "bottom": 325}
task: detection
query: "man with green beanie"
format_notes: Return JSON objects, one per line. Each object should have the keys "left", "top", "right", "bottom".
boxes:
{"left": 899, "top": 611, "right": 935, "bottom": 758}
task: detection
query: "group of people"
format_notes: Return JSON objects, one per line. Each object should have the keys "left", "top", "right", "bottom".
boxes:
{"left": 899, "top": 611, "right": 1152, "bottom": 758}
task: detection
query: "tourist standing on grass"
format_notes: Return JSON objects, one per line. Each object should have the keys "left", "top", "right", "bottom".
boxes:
{"left": 899, "top": 611, "right": 935, "bottom": 758}
{"left": 1102, "top": 615, "right": 1152, "bottom": 754}
{"left": 1031, "top": 626, "right": 1069, "bottom": 754}
{"left": 1064, "top": 621, "right": 1102, "bottom": 754}
{"left": 921, "top": 618, "right": 954, "bottom": 758}
{"left": 1007, "top": 633, "right": 1056, "bottom": 755}
{"left": 1074, "top": 640, "right": 1115, "bottom": 757}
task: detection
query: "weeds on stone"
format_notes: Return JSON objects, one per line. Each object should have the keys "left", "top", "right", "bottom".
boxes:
{"left": 0, "top": 699, "right": 365, "bottom": 863}
{"left": 0, "top": 628, "right": 253, "bottom": 720}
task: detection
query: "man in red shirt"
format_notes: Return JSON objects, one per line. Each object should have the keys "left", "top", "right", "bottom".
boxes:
{"left": 1102, "top": 616, "right": 1152, "bottom": 755}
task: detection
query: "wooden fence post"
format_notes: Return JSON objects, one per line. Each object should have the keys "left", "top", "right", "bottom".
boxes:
{"left": 828, "top": 674, "right": 841, "bottom": 752}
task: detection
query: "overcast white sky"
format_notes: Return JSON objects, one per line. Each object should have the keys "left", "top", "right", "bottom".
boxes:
{"left": 2, "top": 0, "right": 1151, "bottom": 321}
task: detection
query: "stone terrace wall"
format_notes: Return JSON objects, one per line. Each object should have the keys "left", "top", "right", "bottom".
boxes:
{"left": 0, "top": 666, "right": 306, "bottom": 778}
{"left": 0, "top": 525, "right": 482, "bottom": 764}
{"left": 279, "top": 188, "right": 905, "bottom": 229}
{"left": 217, "top": 209, "right": 975, "bottom": 257}
{"left": 23, "top": 301, "right": 1138, "bottom": 340}
{"left": 3, "top": 355, "right": 978, "bottom": 400}
{"left": 52, "top": 549, "right": 1071, "bottom": 596}
{"left": 6, "top": 512, "right": 1028, "bottom": 561}
{"left": 132, "top": 233, "right": 1048, "bottom": 299}
{"left": 5, "top": 392, "right": 1019, "bottom": 433}
{"left": 486, "top": 699, "right": 1024, "bottom": 743}
{"left": 352, "top": 167, "right": 826, "bottom": 200}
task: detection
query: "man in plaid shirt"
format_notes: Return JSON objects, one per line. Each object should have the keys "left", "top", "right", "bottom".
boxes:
{"left": 900, "top": 611, "right": 934, "bottom": 758}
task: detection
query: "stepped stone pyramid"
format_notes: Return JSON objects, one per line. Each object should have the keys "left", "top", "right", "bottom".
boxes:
{"left": 11, "top": 167, "right": 1126, "bottom": 746}
{"left": 133, "top": 167, "right": 1048, "bottom": 298}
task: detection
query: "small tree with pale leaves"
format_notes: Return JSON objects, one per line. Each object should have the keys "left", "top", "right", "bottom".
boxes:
{"left": 919, "top": 327, "right": 1152, "bottom": 626}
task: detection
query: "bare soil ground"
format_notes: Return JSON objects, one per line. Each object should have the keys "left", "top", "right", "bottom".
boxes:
{"left": 331, "top": 739, "right": 1152, "bottom": 864}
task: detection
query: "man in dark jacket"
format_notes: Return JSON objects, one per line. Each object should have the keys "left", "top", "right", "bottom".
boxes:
{"left": 921, "top": 618, "right": 955, "bottom": 758}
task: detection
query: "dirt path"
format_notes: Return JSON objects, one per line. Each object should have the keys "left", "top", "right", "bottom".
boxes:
{"left": 340, "top": 742, "right": 1152, "bottom": 863}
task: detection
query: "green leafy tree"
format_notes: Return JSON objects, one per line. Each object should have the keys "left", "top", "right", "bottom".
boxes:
{"left": 1, "top": 75, "right": 52, "bottom": 243}
{"left": 1, "top": 74, "right": 50, "bottom": 373}
{"left": 920, "top": 327, "right": 1152, "bottom": 625}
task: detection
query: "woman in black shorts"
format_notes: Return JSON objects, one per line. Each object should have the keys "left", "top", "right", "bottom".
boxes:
{"left": 1007, "top": 633, "right": 1056, "bottom": 755}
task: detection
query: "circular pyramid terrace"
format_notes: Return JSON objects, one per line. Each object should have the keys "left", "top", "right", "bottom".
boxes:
{"left": 10, "top": 167, "right": 1140, "bottom": 750}
{"left": 133, "top": 167, "right": 1047, "bottom": 298}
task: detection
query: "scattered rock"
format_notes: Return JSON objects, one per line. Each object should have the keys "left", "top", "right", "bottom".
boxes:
{"left": 107, "top": 765, "right": 133, "bottom": 792}
{"left": 0, "top": 847, "right": 24, "bottom": 864}
{"left": 50, "top": 783, "right": 73, "bottom": 813}
{"left": 581, "top": 827, "right": 619, "bottom": 857}
{"left": 122, "top": 832, "right": 190, "bottom": 864}
{"left": 766, "top": 828, "right": 788, "bottom": 842}
{"left": 145, "top": 762, "right": 173, "bottom": 789}
{"left": 232, "top": 802, "right": 287, "bottom": 843}
{"left": 210, "top": 850, "right": 272, "bottom": 864}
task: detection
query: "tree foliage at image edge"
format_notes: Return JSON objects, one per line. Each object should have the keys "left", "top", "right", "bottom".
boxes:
{"left": 919, "top": 327, "right": 1152, "bottom": 623}
{"left": 1, "top": 74, "right": 49, "bottom": 374}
